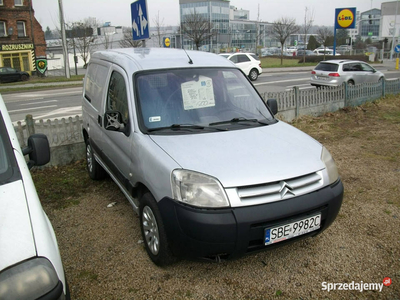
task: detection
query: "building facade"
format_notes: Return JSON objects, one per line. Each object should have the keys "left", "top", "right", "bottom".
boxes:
{"left": 179, "top": 0, "right": 278, "bottom": 52}
{"left": 359, "top": 8, "right": 381, "bottom": 41}
{"left": 0, "top": 0, "right": 46, "bottom": 75}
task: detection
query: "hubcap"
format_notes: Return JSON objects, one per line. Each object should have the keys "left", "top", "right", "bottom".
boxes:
{"left": 142, "top": 206, "right": 160, "bottom": 255}
{"left": 86, "top": 144, "right": 93, "bottom": 172}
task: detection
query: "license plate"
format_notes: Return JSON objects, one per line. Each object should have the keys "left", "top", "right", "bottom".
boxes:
{"left": 316, "top": 76, "right": 327, "bottom": 80}
{"left": 264, "top": 214, "right": 321, "bottom": 246}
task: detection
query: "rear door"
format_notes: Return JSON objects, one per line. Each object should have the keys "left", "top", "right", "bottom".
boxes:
{"left": 351, "top": 62, "right": 366, "bottom": 84}
{"left": 82, "top": 62, "right": 110, "bottom": 158}
{"left": 231, "top": 54, "right": 252, "bottom": 76}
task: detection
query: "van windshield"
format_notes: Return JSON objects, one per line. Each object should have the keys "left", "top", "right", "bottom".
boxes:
{"left": 135, "top": 68, "right": 275, "bottom": 134}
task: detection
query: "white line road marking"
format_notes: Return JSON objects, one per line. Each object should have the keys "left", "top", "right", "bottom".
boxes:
{"left": 286, "top": 84, "right": 314, "bottom": 89}
{"left": 20, "top": 100, "right": 58, "bottom": 106}
{"left": 8, "top": 105, "right": 58, "bottom": 113}
{"left": 253, "top": 77, "right": 310, "bottom": 86}
{"left": 35, "top": 106, "right": 82, "bottom": 119}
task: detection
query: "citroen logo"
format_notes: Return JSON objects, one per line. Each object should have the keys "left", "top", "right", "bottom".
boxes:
{"left": 279, "top": 181, "right": 295, "bottom": 199}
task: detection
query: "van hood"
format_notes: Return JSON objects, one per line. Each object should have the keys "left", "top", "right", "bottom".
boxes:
{"left": 150, "top": 121, "right": 325, "bottom": 188}
{"left": 0, "top": 180, "right": 36, "bottom": 271}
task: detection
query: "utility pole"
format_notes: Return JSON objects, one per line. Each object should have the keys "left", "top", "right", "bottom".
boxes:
{"left": 58, "top": 0, "right": 70, "bottom": 78}
{"left": 390, "top": 0, "right": 399, "bottom": 60}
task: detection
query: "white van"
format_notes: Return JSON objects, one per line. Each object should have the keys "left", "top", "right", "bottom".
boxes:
{"left": 82, "top": 48, "right": 344, "bottom": 265}
{"left": 0, "top": 95, "right": 70, "bottom": 299}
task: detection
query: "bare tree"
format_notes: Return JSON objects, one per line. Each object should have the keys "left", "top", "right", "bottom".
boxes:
{"left": 103, "top": 34, "right": 112, "bottom": 49}
{"left": 301, "top": 7, "right": 314, "bottom": 63}
{"left": 317, "top": 26, "right": 334, "bottom": 60}
{"left": 68, "top": 18, "right": 98, "bottom": 67}
{"left": 272, "top": 17, "right": 300, "bottom": 65}
{"left": 119, "top": 27, "right": 143, "bottom": 48}
{"left": 153, "top": 11, "right": 165, "bottom": 47}
{"left": 181, "top": 10, "right": 214, "bottom": 50}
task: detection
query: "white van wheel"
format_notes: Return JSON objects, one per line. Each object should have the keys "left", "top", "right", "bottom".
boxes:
{"left": 139, "top": 193, "right": 175, "bottom": 265}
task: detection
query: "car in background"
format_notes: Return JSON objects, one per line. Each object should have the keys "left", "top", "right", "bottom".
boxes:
{"left": 286, "top": 46, "right": 297, "bottom": 54}
{"left": 296, "top": 50, "right": 316, "bottom": 56}
{"left": 313, "top": 49, "right": 340, "bottom": 56}
{"left": 310, "top": 60, "right": 385, "bottom": 87}
{"left": 219, "top": 52, "right": 262, "bottom": 81}
{"left": 0, "top": 95, "right": 70, "bottom": 299}
{"left": 0, "top": 67, "right": 30, "bottom": 83}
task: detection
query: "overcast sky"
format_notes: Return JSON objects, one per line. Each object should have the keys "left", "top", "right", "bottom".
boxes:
{"left": 33, "top": 0, "right": 389, "bottom": 30}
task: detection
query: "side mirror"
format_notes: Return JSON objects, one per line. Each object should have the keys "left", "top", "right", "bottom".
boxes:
{"left": 104, "top": 111, "right": 126, "bottom": 132}
{"left": 22, "top": 134, "right": 50, "bottom": 169}
{"left": 267, "top": 99, "right": 278, "bottom": 115}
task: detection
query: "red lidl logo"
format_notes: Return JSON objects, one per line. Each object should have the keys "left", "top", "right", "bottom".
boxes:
{"left": 337, "top": 9, "right": 355, "bottom": 28}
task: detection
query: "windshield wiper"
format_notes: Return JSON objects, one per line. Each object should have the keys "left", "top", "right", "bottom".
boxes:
{"left": 147, "top": 124, "right": 228, "bottom": 132}
{"left": 209, "top": 117, "right": 269, "bottom": 127}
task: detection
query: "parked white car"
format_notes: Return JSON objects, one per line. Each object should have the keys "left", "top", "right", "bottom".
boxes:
{"left": 313, "top": 48, "right": 341, "bottom": 56}
{"left": 219, "top": 52, "right": 262, "bottom": 81}
{"left": 0, "top": 95, "right": 70, "bottom": 299}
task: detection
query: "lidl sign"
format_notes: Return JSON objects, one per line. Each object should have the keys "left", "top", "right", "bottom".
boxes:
{"left": 335, "top": 7, "right": 356, "bottom": 29}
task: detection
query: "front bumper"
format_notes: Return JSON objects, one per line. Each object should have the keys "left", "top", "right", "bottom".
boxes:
{"left": 158, "top": 179, "right": 344, "bottom": 260}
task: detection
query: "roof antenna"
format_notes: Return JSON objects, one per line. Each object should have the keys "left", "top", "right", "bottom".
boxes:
{"left": 183, "top": 48, "right": 193, "bottom": 64}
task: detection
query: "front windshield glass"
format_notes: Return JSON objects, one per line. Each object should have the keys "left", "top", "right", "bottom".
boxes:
{"left": 135, "top": 68, "right": 274, "bottom": 133}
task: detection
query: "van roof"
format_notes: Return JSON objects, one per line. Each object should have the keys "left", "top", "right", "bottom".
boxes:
{"left": 90, "top": 48, "right": 236, "bottom": 72}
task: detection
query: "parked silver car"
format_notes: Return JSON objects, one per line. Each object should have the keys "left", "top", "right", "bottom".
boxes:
{"left": 311, "top": 60, "right": 385, "bottom": 87}
{"left": 82, "top": 48, "right": 343, "bottom": 265}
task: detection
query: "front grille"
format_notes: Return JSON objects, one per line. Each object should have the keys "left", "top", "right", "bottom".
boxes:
{"left": 237, "top": 172, "right": 322, "bottom": 205}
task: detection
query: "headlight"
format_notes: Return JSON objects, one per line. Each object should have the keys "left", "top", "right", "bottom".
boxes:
{"left": 0, "top": 258, "right": 60, "bottom": 300}
{"left": 321, "top": 146, "right": 339, "bottom": 184}
{"left": 171, "top": 169, "right": 230, "bottom": 208}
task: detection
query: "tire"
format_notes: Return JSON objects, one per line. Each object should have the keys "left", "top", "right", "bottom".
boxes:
{"left": 347, "top": 80, "right": 354, "bottom": 86}
{"left": 249, "top": 69, "right": 259, "bottom": 81}
{"left": 85, "top": 140, "right": 106, "bottom": 180}
{"left": 21, "top": 74, "right": 28, "bottom": 81}
{"left": 65, "top": 277, "right": 71, "bottom": 300}
{"left": 139, "top": 193, "right": 175, "bottom": 266}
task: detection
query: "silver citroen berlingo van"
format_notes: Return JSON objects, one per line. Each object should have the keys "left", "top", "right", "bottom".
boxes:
{"left": 82, "top": 48, "right": 343, "bottom": 265}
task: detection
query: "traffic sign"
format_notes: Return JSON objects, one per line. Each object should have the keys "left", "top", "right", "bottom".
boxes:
{"left": 163, "top": 37, "right": 170, "bottom": 48}
{"left": 394, "top": 44, "right": 400, "bottom": 53}
{"left": 131, "top": 0, "right": 149, "bottom": 41}
{"left": 335, "top": 7, "right": 356, "bottom": 29}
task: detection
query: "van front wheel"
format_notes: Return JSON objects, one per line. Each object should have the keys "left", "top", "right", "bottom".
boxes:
{"left": 140, "top": 193, "right": 175, "bottom": 266}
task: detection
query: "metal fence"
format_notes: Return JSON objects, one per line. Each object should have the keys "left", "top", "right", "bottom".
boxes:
{"left": 13, "top": 78, "right": 400, "bottom": 166}
{"left": 263, "top": 78, "right": 400, "bottom": 122}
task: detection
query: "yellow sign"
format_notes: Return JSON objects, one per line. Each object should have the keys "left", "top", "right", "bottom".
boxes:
{"left": 164, "top": 38, "right": 170, "bottom": 48}
{"left": 1, "top": 44, "right": 34, "bottom": 51}
{"left": 337, "top": 9, "right": 355, "bottom": 28}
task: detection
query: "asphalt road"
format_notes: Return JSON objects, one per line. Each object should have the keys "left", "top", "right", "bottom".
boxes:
{"left": 2, "top": 70, "right": 399, "bottom": 123}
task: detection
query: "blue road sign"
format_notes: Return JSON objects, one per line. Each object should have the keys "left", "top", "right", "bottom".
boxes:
{"left": 395, "top": 44, "right": 400, "bottom": 53}
{"left": 131, "top": 0, "right": 149, "bottom": 41}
